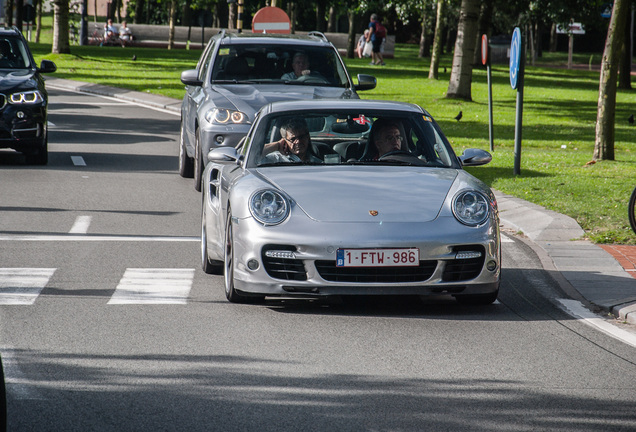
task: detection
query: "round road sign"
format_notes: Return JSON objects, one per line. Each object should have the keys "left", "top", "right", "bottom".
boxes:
{"left": 481, "top": 34, "right": 488, "bottom": 66}
{"left": 509, "top": 27, "right": 522, "bottom": 89}
{"left": 252, "top": 7, "right": 291, "bottom": 34}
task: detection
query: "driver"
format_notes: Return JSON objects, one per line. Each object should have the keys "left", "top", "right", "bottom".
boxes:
{"left": 281, "top": 52, "right": 323, "bottom": 80}
{"left": 369, "top": 119, "right": 406, "bottom": 159}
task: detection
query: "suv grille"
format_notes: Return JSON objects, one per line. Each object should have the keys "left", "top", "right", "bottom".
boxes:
{"left": 315, "top": 260, "right": 437, "bottom": 283}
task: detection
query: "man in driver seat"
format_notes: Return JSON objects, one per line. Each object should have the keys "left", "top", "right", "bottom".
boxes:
{"left": 369, "top": 119, "right": 406, "bottom": 159}
{"left": 281, "top": 52, "right": 323, "bottom": 81}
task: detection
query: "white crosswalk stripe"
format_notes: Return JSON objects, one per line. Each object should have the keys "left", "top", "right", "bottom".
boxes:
{"left": 0, "top": 268, "right": 56, "bottom": 305}
{"left": 108, "top": 268, "right": 195, "bottom": 305}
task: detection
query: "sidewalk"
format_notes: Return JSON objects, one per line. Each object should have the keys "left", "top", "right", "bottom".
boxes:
{"left": 45, "top": 77, "right": 636, "bottom": 324}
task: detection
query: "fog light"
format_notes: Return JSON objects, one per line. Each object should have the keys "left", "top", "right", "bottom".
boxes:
{"left": 215, "top": 135, "right": 224, "bottom": 144}
{"left": 247, "top": 259, "right": 259, "bottom": 270}
{"left": 486, "top": 260, "right": 497, "bottom": 271}
{"left": 16, "top": 111, "right": 25, "bottom": 119}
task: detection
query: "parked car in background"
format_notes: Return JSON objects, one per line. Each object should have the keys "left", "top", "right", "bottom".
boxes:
{"left": 0, "top": 27, "right": 56, "bottom": 165}
{"left": 179, "top": 30, "right": 376, "bottom": 191}
{"left": 200, "top": 99, "right": 501, "bottom": 305}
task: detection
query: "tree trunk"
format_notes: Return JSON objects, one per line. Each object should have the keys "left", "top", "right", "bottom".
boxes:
{"left": 35, "top": 0, "right": 42, "bottom": 42}
{"left": 6, "top": 0, "right": 14, "bottom": 27}
{"left": 52, "top": 0, "right": 70, "bottom": 54}
{"left": 472, "top": 0, "right": 493, "bottom": 66}
{"left": 15, "top": 0, "right": 24, "bottom": 31}
{"left": 168, "top": 0, "right": 176, "bottom": 49}
{"left": 446, "top": 0, "right": 480, "bottom": 100}
{"left": 594, "top": 0, "right": 631, "bottom": 161}
{"left": 549, "top": 22, "right": 557, "bottom": 52}
{"left": 418, "top": 9, "right": 428, "bottom": 58}
{"left": 315, "top": 0, "right": 326, "bottom": 32}
{"left": 327, "top": 6, "right": 336, "bottom": 32}
{"left": 228, "top": 3, "right": 236, "bottom": 30}
{"left": 619, "top": 6, "right": 632, "bottom": 90}
{"left": 428, "top": 0, "right": 445, "bottom": 79}
{"left": 346, "top": 10, "right": 356, "bottom": 58}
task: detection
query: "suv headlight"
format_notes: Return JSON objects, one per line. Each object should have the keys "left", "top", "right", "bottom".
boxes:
{"left": 9, "top": 90, "right": 44, "bottom": 104}
{"left": 249, "top": 190, "right": 290, "bottom": 225}
{"left": 205, "top": 108, "right": 250, "bottom": 125}
{"left": 452, "top": 190, "right": 489, "bottom": 226}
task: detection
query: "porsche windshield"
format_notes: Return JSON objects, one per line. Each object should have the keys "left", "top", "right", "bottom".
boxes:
{"left": 211, "top": 44, "right": 349, "bottom": 86}
{"left": 249, "top": 111, "right": 456, "bottom": 168}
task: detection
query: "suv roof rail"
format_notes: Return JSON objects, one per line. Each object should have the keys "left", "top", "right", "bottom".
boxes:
{"left": 219, "top": 29, "right": 227, "bottom": 38}
{"left": 307, "top": 31, "right": 328, "bottom": 42}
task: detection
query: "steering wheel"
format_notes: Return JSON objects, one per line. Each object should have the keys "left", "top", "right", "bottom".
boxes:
{"left": 378, "top": 150, "right": 428, "bottom": 166}
{"left": 296, "top": 74, "right": 329, "bottom": 84}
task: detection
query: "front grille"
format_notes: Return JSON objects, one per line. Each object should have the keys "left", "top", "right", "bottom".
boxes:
{"left": 262, "top": 245, "right": 307, "bottom": 281}
{"left": 315, "top": 260, "right": 437, "bottom": 283}
{"left": 442, "top": 246, "right": 485, "bottom": 282}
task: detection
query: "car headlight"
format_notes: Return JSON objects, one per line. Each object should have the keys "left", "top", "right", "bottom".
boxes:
{"left": 249, "top": 190, "right": 290, "bottom": 225}
{"left": 452, "top": 190, "right": 489, "bottom": 226}
{"left": 9, "top": 90, "right": 44, "bottom": 104}
{"left": 205, "top": 108, "right": 250, "bottom": 125}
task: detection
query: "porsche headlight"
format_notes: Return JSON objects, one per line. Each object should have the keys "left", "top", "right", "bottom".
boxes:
{"left": 205, "top": 108, "right": 250, "bottom": 125}
{"left": 452, "top": 190, "right": 489, "bottom": 226}
{"left": 9, "top": 90, "right": 44, "bottom": 104}
{"left": 249, "top": 190, "right": 290, "bottom": 225}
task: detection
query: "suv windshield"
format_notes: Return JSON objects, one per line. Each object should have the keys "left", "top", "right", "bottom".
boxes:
{"left": 248, "top": 110, "right": 456, "bottom": 168}
{"left": 211, "top": 44, "right": 349, "bottom": 87}
{"left": 0, "top": 36, "right": 30, "bottom": 69}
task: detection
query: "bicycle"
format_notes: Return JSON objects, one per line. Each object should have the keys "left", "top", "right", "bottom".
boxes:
{"left": 629, "top": 186, "right": 636, "bottom": 234}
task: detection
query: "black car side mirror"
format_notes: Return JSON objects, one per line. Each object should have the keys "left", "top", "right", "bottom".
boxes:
{"left": 38, "top": 60, "right": 56, "bottom": 74}
{"left": 354, "top": 74, "right": 377, "bottom": 91}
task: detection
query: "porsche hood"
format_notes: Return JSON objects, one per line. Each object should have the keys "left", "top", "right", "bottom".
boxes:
{"left": 257, "top": 167, "right": 460, "bottom": 223}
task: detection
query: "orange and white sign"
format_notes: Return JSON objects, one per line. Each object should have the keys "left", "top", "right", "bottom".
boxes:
{"left": 252, "top": 7, "right": 291, "bottom": 34}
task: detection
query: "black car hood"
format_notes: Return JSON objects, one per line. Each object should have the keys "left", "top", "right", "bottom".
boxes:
{"left": 0, "top": 69, "right": 38, "bottom": 93}
{"left": 210, "top": 84, "right": 354, "bottom": 117}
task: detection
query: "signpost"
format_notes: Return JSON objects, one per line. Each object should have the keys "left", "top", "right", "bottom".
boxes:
{"left": 481, "top": 34, "right": 494, "bottom": 152}
{"left": 252, "top": 7, "right": 291, "bottom": 34}
{"left": 510, "top": 27, "right": 524, "bottom": 175}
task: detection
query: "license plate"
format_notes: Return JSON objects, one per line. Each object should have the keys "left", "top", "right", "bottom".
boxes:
{"left": 336, "top": 248, "right": 420, "bottom": 267}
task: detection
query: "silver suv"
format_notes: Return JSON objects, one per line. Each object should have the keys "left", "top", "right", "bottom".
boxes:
{"left": 179, "top": 30, "right": 376, "bottom": 191}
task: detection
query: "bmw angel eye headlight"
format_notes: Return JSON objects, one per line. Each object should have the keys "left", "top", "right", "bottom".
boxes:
{"left": 250, "top": 190, "right": 290, "bottom": 225}
{"left": 205, "top": 108, "right": 250, "bottom": 125}
{"left": 452, "top": 190, "right": 489, "bottom": 226}
{"left": 9, "top": 90, "right": 44, "bottom": 104}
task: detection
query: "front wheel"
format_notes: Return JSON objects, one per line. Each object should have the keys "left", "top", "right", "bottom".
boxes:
{"left": 178, "top": 121, "right": 194, "bottom": 178}
{"left": 629, "top": 187, "right": 636, "bottom": 235}
{"left": 193, "top": 128, "right": 203, "bottom": 192}
{"left": 201, "top": 202, "right": 223, "bottom": 275}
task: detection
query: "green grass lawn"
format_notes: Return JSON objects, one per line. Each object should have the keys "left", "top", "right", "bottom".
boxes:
{"left": 27, "top": 33, "right": 636, "bottom": 245}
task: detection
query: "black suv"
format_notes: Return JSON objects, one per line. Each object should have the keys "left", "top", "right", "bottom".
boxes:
{"left": 179, "top": 30, "right": 376, "bottom": 191}
{"left": 0, "top": 27, "right": 56, "bottom": 165}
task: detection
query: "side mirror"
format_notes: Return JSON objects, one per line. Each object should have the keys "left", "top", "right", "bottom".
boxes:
{"left": 39, "top": 60, "right": 56, "bottom": 74}
{"left": 354, "top": 74, "right": 377, "bottom": 91}
{"left": 458, "top": 148, "right": 492, "bottom": 166}
{"left": 180, "top": 69, "right": 203, "bottom": 86}
{"left": 207, "top": 147, "right": 241, "bottom": 163}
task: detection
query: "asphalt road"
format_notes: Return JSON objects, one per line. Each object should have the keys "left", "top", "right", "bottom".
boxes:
{"left": 0, "top": 88, "right": 635, "bottom": 431}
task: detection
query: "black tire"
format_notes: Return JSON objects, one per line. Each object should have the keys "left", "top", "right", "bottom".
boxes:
{"left": 455, "top": 289, "right": 499, "bottom": 306}
{"left": 193, "top": 128, "right": 203, "bottom": 192}
{"left": 629, "top": 187, "right": 636, "bottom": 235}
{"left": 26, "top": 137, "right": 48, "bottom": 165}
{"left": 178, "top": 122, "right": 194, "bottom": 178}
{"left": 201, "top": 200, "right": 223, "bottom": 275}
{"left": 223, "top": 208, "right": 264, "bottom": 303}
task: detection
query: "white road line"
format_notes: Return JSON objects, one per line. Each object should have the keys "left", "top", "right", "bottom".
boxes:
{"left": 108, "top": 268, "right": 195, "bottom": 304}
{"left": 557, "top": 299, "right": 636, "bottom": 348}
{"left": 0, "top": 234, "right": 199, "bottom": 242}
{"left": 1, "top": 348, "right": 45, "bottom": 400}
{"left": 0, "top": 268, "right": 56, "bottom": 305}
{"left": 69, "top": 215, "right": 92, "bottom": 234}
{"left": 501, "top": 234, "right": 513, "bottom": 243}
{"left": 71, "top": 156, "right": 86, "bottom": 166}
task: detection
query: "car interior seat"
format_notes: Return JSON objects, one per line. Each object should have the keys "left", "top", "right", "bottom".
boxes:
{"left": 224, "top": 56, "right": 250, "bottom": 80}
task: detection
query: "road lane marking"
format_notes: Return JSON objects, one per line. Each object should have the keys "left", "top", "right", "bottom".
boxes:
{"left": 557, "top": 299, "right": 636, "bottom": 348}
{"left": 108, "top": 268, "right": 195, "bottom": 304}
{"left": 0, "top": 234, "right": 199, "bottom": 242}
{"left": 501, "top": 234, "right": 513, "bottom": 243}
{"left": 0, "top": 268, "right": 56, "bottom": 305}
{"left": 1, "top": 348, "right": 45, "bottom": 400}
{"left": 71, "top": 156, "right": 86, "bottom": 166}
{"left": 69, "top": 216, "right": 91, "bottom": 234}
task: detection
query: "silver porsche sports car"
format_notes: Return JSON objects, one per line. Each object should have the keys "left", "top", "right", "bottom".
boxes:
{"left": 200, "top": 100, "right": 501, "bottom": 305}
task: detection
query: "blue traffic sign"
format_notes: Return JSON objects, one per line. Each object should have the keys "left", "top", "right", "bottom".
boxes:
{"left": 510, "top": 27, "right": 522, "bottom": 89}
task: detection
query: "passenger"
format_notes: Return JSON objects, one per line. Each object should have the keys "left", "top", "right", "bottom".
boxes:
{"left": 119, "top": 21, "right": 133, "bottom": 46}
{"left": 104, "top": 19, "right": 119, "bottom": 44}
{"left": 262, "top": 118, "right": 322, "bottom": 163}
{"left": 281, "top": 52, "right": 323, "bottom": 81}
